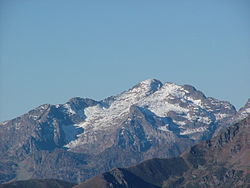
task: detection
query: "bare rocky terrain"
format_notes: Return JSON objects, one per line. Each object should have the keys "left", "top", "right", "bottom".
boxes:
{"left": 76, "top": 114, "right": 250, "bottom": 188}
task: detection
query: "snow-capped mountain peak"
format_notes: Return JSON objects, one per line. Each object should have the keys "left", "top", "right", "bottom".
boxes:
{"left": 65, "top": 79, "right": 236, "bottom": 152}
{"left": 134, "top": 78, "right": 163, "bottom": 92}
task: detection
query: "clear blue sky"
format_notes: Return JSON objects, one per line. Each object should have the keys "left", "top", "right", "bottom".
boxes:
{"left": 0, "top": 0, "right": 250, "bottom": 121}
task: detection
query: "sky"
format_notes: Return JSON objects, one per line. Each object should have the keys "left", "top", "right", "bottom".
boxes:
{"left": 0, "top": 0, "right": 250, "bottom": 122}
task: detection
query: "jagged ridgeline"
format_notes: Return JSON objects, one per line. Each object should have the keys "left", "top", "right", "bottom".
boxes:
{"left": 0, "top": 79, "right": 248, "bottom": 184}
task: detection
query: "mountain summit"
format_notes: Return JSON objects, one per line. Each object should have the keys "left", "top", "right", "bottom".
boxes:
{"left": 0, "top": 79, "right": 243, "bottom": 183}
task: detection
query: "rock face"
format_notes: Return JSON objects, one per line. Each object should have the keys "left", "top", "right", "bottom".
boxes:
{"left": 0, "top": 79, "right": 238, "bottom": 183}
{"left": 75, "top": 115, "right": 250, "bottom": 188}
{"left": 214, "top": 98, "right": 250, "bottom": 135}
{"left": 232, "top": 98, "right": 250, "bottom": 122}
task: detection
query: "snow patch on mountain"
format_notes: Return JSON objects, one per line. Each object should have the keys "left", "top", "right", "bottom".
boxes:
{"left": 78, "top": 79, "right": 163, "bottom": 131}
{"left": 158, "top": 126, "right": 171, "bottom": 132}
{"left": 139, "top": 83, "right": 189, "bottom": 117}
{"left": 63, "top": 103, "right": 76, "bottom": 115}
{"left": 180, "top": 127, "right": 207, "bottom": 135}
{"left": 0, "top": 121, "right": 8, "bottom": 126}
{"left": 234, "top": 99, "right": 250, "bottom": 121}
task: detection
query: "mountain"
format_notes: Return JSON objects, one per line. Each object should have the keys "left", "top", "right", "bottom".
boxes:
{"left": 232, "top": 98, "right": 250, "bottom": 122}
{"left": 0, "top": 79, "right": 238, "bottom": 183}
{"left": 75, "top": 114, "right": 250, "bottom": 188}
{"left": 0, "top": 179, "right": 75, "bottom": 188}
{"left": 214, "top": 98, "right": 250, "bottom": 135}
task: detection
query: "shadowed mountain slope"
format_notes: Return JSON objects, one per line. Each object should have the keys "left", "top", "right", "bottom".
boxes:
{"left": 0, "top": 179, "right": 75, "bottom": 188}
{"left": 75, "top": 114, "right": 250, "bottom": 188}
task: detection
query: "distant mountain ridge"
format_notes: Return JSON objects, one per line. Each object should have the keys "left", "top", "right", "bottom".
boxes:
{"left": 0, "top": 79, "right": 248, "bottom": 184}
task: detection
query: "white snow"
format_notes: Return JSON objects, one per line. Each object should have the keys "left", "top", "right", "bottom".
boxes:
{"left": 14, "top": 122, "right": 22, "bottom": 130}
{"left": 75, "top": 80, "right": 160, "bottom": 132}
{"left": 199, "top": 116, "right": 212, "bottom": 124}
{"left": 29, "top": 114, "right": 39, "bottom": 120}
{"left": 0, "top": 121, "right": 8, "bottom": 126}
{"left": 158, "top": 126, "right": 170, "bottom": 132}
{"left": 38, "top": 104, "right": 50, "bottom": 110}
{"left": 172, "top": 120, "right": 186, "bottom": 126}
{"left": 138, "top": 83, "right": 189, "bottom": 117}
{"left": 180, "top": 127, "right": 207, "bottom": 135}
{"left": 65, "top": 80, "right": 162, "bottom": 148}
{"left": 236, "top": 107, "right": 250, "bottom": 120}
{"left": 186, "top": 97, "right": 202, "bottom": 106}
{"left": 75, "top": 81, "right": 189, "bottom": 133}
{"left": 214, "top": 113, "right": 230, "bottom": 120}
{"left": 245, "top": 108, "right": 250, "bottom": 113}
{"left": 64, "top": 103, "right": 76, "bottom": 115}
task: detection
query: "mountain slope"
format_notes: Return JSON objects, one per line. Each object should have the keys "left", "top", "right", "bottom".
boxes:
{"left": 75, "top": 115, "right": 250, "bottom": 188}
{"left": 214, "top": 98, "right": 250, "bottom": 135}
{"left": 0, "top": 79, "right": 237, "bottom": 183}
{"left": 0, "top": 179, "right": 75, "bottom": 188}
